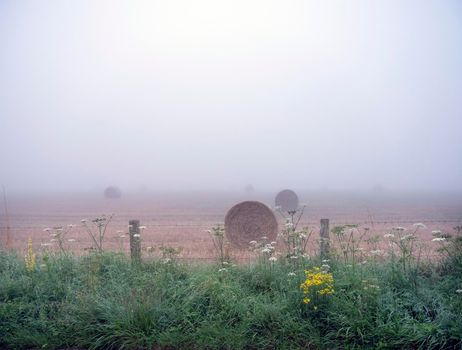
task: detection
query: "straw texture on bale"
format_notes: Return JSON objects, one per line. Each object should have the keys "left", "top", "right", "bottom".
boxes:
{"left": 225, "top": 201, "right": 278, "bottom": 248}
{"left": 275, "top": 189, "right": 299, "bottom": 212}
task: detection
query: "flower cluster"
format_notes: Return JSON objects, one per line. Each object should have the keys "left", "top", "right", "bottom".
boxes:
{"left": 82, "top": 214, "right": 114, "bottom": 252}
{"left": 24, "top": 237, "right": 36, "bottom": 272}
{"left": 432, "top": 230, "right": 451, "bottom": 241}
{"left": 278, "top": 218, "right": 311, "bottom": 262}
{"left": 300, "top": 267, "right": 334, "bottom": 305}
{"left": 332, "top": 224, "right": 367, "bottom": 264}
{"left": 208, "top": 225, "right": 230, "bottom": 266}
{"left": 43, "top": 225, "right": 74, "bottom": 252}
{"left": 383, "top": 225, "right": 427, "bottom": 271}
{"left": 249, "top": 238, "right": 277, "bottom": 263}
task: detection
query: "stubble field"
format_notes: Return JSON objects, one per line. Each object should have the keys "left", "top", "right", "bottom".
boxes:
{"left": 2, "top": 191, "right": 461, "bottom": 261}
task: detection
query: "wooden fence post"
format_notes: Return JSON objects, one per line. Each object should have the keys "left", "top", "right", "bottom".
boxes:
{"left": 320, "top": 218, "right": 330, "bottom": 260}
{"left": 129, "top": 219, "right": 141, "bottom": 263}
{"left": 2, "top": 186, "right": 11, "bottom": 249}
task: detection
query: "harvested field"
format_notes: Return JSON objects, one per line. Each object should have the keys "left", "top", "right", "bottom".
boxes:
{"left": 2, "top": 191, "right": 462, "bottom": 261}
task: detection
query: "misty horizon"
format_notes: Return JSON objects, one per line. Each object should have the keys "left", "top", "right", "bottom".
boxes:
{"left": 1, "top": 1, "right": 461, "bottom": 194}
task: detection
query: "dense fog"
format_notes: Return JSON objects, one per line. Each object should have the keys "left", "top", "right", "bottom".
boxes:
{"left": 1, "top": 0, "right": 461, "bottom": 194}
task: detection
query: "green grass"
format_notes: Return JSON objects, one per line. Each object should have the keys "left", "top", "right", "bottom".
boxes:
{"left": 0, "top": 248, "right": 461, "bottom": 349}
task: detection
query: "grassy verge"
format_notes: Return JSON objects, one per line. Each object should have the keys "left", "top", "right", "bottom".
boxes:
{"left": 1, "top": 239, "right": 461, "bottom": 349}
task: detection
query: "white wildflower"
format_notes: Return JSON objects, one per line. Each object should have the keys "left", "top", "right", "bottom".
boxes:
{"left": 288, "top": 272, "right": 296, "bottom": 277}
{"left": 456, "top": 289, "right": 462, "bottom": 294}
{"left": 431, "top": 230, "right": 442, "bottom": 236}
{"left": 370, "top": 250, "right": 383, "bottom": 255}
{"left": 322, "top": 259, "right": 330, "bottom": 263}
{"left": 285, "top": 221, "right": 294, "bottom": 229}
{"left": 431, "top": 237, "right": 446, "bottom": 242}
{"left": 384, "top": 233, "right": 395, "bottom": 238}
{"left": 400, "top": 234, "right": 414, "bottom": 241}
{"left": 133, "top": 233, "right": 141, "bottom": 238}
{"left": 413, "top": 223, "right": 426, "bottom": 229}
{"left": 321, "top": 264, "right": 330, "bottom": 269}
{"left": 67, "top": 238, "right": 76, "bottom": 242}
{"left": 270, "top": 241, "right": 277, "bottom": 246}
{"left": 261, "top": 236, "right": 268, "bottom": 240}
{"left": 261, "top": 248, "right": 271, "bottom": 254}
{"left": 81, "top": 219, "right": 87, "bottom": 223}
{"left": 40, "top": 243, "right": 52, "bottom": 247}
{"left": 290, "top": 255, "right": 298, "bottom": 260}
{"left": 269, "top": 256, "right": 277, "bottom": 262}
{"left": 218, "top": 268, "right": 227, "bottom": 272}
{"left": 249, "top": 240, "right": 257, "bottom": 245}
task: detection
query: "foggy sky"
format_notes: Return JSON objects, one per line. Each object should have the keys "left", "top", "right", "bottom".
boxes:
{"left": 1, "top": 0, "right": 461, "bottom": 193}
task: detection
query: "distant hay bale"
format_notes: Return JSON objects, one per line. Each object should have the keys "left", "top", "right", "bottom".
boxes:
{"left": 104, "top": 186, "right": 122, "bottom": 199}
{"left": 225, "top": 201, "right": 278, "bottom": 248}
{"left": 275, "top": 189, "right": 299, "bottom": 212}
{"left": 244, "top": 184, "right": 255, "bottom": 194}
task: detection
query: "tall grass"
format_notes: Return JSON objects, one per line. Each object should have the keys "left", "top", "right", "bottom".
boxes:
{"left": 0, "top": 235, "right": 461, "bottom": 349}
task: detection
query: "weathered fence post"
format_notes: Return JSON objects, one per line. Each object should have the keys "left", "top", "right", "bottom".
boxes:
{"left": 129, "top": 219, "right": 141, "bottom": 263}
{"left": 320, "top": 218, "right": 330, "bottom": 260}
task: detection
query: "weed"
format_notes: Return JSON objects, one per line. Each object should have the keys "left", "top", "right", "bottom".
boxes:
{"left": 81, "top": 214, "right": 114, "bottom": 253}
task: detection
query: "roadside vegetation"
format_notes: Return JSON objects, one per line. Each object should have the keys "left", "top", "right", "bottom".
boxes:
{"left": 1, "top": 221, "right": 461, "bottom": 349}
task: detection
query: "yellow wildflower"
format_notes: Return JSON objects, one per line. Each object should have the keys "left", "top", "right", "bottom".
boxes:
{"left": 300, "top": 267, "right": 334, "bottom": 307}
{"left": 25, "top": 237, "right": 36, "bottom": 272}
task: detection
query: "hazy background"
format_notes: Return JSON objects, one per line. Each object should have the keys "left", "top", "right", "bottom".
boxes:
{"left": 1, "top": 0, "right": 461, "bottom": 194}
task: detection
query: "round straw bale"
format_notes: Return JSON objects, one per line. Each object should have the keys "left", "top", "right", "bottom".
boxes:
{"left": 275, "top": 189, "right": 299, "bottom": 212}
{"left": 225, "top": 201, "right": 278, "bottom": 248}
{"left": 104, "top": 186, "right": 122, "bottom": 199}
